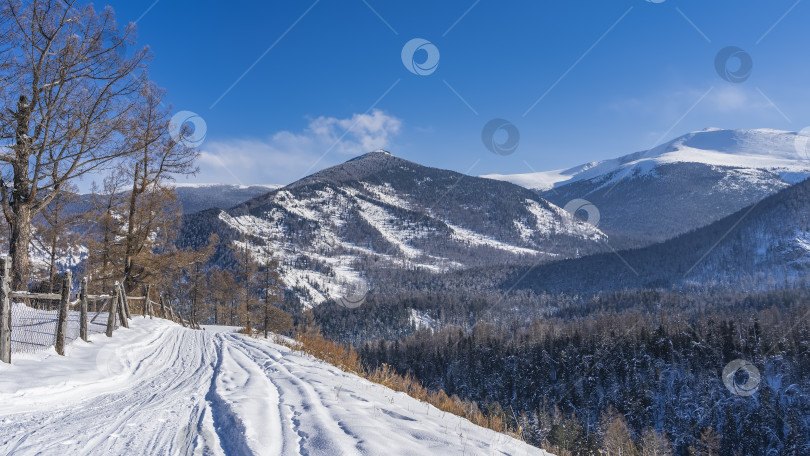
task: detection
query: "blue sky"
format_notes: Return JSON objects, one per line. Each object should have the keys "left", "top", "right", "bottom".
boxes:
{"left": 102, "top": 0, "right": 810, "bottom": 185}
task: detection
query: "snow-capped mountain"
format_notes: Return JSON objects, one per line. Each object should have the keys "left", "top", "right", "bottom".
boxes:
{"left": 181, "top": 151, "right": 607, "bottom": 306}
{"left": 483, "top": 128, "right": 810, "bottom": 246}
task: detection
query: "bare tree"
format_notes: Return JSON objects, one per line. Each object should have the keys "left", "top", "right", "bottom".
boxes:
{"left": 207, "top": 267, "right": 239, "bottom": 325}
{"left": 84, "top": 172, "right": 127, "bottom": 294}
{"left": 184, "top": 234, "right": 217, "bottom": 324}
{"left": 599, "top": 407, "right": 639, "bottom": 456}
{"left": 231, "top": 237, "right": 259, "bottom": 331}
{"left": 259, "top": 250, "right": 283, "bottom": 338}
{"left": 0, "top": 0, "right": 147, "bottom": 289}
{"left": 639, "top": 428, "right": 673, "bottom": 456}
{"left": 121, "top": 81, "right": 197, "bottom": 292}
{"left": 32, "top": 181, "right": 81, "bottom": 291}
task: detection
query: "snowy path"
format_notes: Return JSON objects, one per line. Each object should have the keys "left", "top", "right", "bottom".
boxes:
{"left": 0, "top": 319, "right": 547, "bottom": 456}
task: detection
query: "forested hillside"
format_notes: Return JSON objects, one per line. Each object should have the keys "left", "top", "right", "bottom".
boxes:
{"left": 358, "top": 290, "right": 810, "bottom": 455}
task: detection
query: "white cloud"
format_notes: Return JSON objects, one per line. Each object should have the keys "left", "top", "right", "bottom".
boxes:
{"left": 195, "top": 110, "right": 402, "bottom": 186}
{"left": 608, "top": 86, "right": 770, "bottom": 116}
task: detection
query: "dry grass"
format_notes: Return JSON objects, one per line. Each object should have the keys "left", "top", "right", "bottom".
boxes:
{"left": 279, "top": 330, "right": 512, "bottom": 438}
{"left": 236, "top": 321, "right": 255, "bottom": 335}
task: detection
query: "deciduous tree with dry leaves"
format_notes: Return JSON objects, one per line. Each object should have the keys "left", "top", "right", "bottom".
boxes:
{"left": 0, "top": 0, "right": 148, "bottom": 289}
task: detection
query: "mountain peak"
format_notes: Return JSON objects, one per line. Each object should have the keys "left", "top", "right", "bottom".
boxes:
{"left": 347, "top": 149, "right": 395, "bottom": 162}
{"left": 285, "top": 150, "right": 410, "bottom": 190}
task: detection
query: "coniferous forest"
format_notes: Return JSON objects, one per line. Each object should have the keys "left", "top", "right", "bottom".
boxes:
{"left": 350, "top": 290, "right": 810, "bottom": 455}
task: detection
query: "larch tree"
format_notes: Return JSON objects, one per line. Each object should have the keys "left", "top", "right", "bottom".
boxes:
{"left": 84, "top": 171, "right": 128, "bottom": 294}
{"left": 259, "top": 250, "right": 283, "bottom": 338}
{"left": 230, "top": 237, "right": 260, "bottom": 331}
{"left": 0, "top": 0, "right": 147, "bottom": 289}
{"left": 182, "top": 234, "right": 217, "bottom": 325}
{"left": 121, "top": 80, "right": 197, "bottom": 292}
{"left": 599, "top": 407, "right": 639, "bottom": 456}
{"left": 639, "top": 428, "right": 674, "bottom": 456}
{"left": 207, "top": 267, "right": 239, "bottom": 325}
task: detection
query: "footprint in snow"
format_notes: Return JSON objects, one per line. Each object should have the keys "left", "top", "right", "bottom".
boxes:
{"left": 380, "top": 409, "right": 417, "bottom": 422}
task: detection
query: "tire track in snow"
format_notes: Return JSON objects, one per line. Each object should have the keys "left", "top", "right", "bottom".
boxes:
{"left": 204, "top": 335, "right": 267, "bottom": 455}
{"left": 224, "top": 334, "right": 364, "bottom": 456}
{"left": 1, "top": 322, "right": 546, "bottom": 456}
{"left": 0, "top": 326, "right": 221, "bottom": 456}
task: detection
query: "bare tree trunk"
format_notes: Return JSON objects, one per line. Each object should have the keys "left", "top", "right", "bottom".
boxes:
{"left": 123, "top": 163, "right": 140, "bottom": 292}
{"left": 55, "top": 271, "right": 72, "bottom": 356}
{"left": 8, "top": 204, "right": 31, "bottom": 291}
{"left": 79, "top": 278, "right": 88, "bottom": 342}
{"left": 48, "top": 236, "right": 57, "bottom": 293}
{"left": 0, "top": 257, "right": 11, "bottom": 363}
{"left": 264, "top": 304, "right": 269, "bottom": 339}
{"left": 8, "top": 95, "right": 33, "bottom": 291}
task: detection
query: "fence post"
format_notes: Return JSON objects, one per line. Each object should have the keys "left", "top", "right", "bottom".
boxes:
{"left": 140, "top": 285, "right": 146, "bottom": 317}
{"left": 145, "top": 284, "right": 153, "bottom": 319}
{"left": 121, "top": 284, "right": 132, "bottom": 320}
{"left": 116, "top": 283, "right": 129, "bottom": 329}
{"left": 55, "top": 270, "right": 72, "bottom": 356}
{"left": 158, "top": 295, "right": 165, "bottom": 318}
{"left": 106, "top": 286, "right": 119, "bottom": 337}
{"left": 79, "top": 278, "right": 88, "bottom": 342}
{"left": 0, "top": 256, "right": 11, "bottom": 363}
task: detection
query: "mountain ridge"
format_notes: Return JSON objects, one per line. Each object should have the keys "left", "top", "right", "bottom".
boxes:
{"left": 483, "top": 128, "right": 810, "bottom": 247}
{"left": 483, "top": 128, "right": 810, "bottom": 191}
{"left": 181, "top": 150, "right": 608, "bottom": 306}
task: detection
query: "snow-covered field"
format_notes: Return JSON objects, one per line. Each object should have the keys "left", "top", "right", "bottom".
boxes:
{"left": 0, "top": 318, "right": 546, "bottom": 455}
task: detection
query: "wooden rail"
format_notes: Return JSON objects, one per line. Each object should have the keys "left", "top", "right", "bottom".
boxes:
{"left": 0, "top": 255, "right": 192, "bottom": 363}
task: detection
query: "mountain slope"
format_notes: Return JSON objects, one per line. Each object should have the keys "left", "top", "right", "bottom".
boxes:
{"left": 173, "top": 183, "right": 280, "bottom": 213}
{"left": 501, "top": 176, "right": 810, "bottom": 295}
{"left": 484, "top": 128, "right": 810, "bottom": 246}
{"left": 0, "top": 318, "right": 545, "bottom": 455}
{"left": 181, "top": 151, "right": 607, "bottom": 306}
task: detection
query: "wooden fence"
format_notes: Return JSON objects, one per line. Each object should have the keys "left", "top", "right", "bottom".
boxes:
{"left": 0, "top": 256, "right": 197, "bottom": 364}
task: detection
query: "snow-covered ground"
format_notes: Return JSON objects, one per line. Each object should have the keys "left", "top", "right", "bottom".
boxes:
{"left": 0, "top": 318, "right": 547, "bottom": 455}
